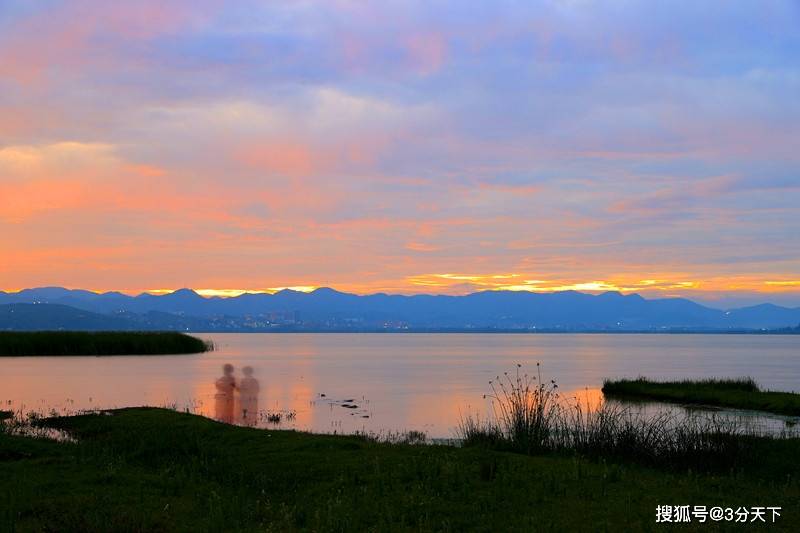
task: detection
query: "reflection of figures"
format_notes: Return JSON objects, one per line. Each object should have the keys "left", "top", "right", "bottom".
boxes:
{"left": 238, "top": 366, "right": 260, "bottom": 426}
{"left": 214, "top": 364, "right": 236, "bottom": 423}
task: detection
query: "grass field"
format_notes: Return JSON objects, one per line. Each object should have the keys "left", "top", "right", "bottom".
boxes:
{"left": 0, "top": 331, "right": 212, "bottom": 356}
{"left": 602, "top": 377, "right": 800, "bottom": 416}
{"left": 1, "top": 408, "right": 798, "bottom": 531}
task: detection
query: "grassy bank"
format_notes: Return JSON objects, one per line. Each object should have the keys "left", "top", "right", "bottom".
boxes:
{"left": 0, "top": 331, "right": 212, "bottom": 356}
{"left": 457, "top": 368, "right": 792, "bottom": 472}
{"left": 0, "top": 408, "right": 797, "bottom": 531}
{"left": 602, "top": 377, "right": 800, "bottom": 416}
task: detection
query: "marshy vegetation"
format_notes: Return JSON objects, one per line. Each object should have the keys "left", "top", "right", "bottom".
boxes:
{"left": 264, "top": 410, "right": 297, "bottom": 424}
{"left": 2, "top": 365, "right": 799, "bottom": 529}
{"left": 2, "top": 407, "right": 798, "bottom": 530}
{"left": 602, "top": 376, "right": 800, "bottom": 416}
{"left": 458, "top": 365, "right": 795, "bottom": 471}
{"left": 0, "top": 331, "right": 213, "bottom": 356}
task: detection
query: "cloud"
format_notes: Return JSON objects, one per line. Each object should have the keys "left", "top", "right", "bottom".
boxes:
{"left": 608, "top": 175, "right": 735, "bottom": 217}
{"left": 1, "top": 1, "right": 799, "bottom": 302}
{"left": 0, "top": 1, "right": 215, "bottom": 87}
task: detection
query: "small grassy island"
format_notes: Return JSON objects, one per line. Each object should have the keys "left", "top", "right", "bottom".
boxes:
{"left": 0, "top": 331, "right": 212, "bottom": 356}
{"left": 0, "top": 408, "right": 798, "bottom": 530}
{"left": 602, "top": 377, "right": 800, "bottom": 416}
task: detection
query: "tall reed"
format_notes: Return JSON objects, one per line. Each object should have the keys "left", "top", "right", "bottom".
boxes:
{"left": 458, "top": 365, "right": 769, "bottom": 470}
{"left": 484, "top": 363, "right": 560, "bottom": 453}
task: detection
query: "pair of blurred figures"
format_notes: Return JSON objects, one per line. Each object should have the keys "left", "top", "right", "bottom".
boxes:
{"left": 214, "top": 364, "right": 260, "bottom": 426}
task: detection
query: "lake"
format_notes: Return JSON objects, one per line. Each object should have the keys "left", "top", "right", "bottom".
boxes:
{"left": 2, "top": 333, "right": 798, "bottom": 437}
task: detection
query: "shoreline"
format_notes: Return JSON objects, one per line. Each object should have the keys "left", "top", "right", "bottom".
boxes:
{"left": 2, "top": 407, "right": 798, "bottom": 530}
{"left": 603, "top": 377, "right": 800, "bottom": 417}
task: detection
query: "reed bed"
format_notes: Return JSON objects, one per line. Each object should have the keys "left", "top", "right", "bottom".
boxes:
{"left": 602, "top": 376, "right": 800, "bottom": 416}
{"left": 603, "top": 376, "right": 760, "bottom": 394}
{"left": 459, "top": 365, "right": 779, "bottom": 470}
{"left": 0, "top": 331, "right": 213, "bottom": 356}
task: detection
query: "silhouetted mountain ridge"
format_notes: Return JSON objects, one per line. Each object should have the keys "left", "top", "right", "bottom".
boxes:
{"left": 1, "top": 287, "right": 799, "bottom": 331}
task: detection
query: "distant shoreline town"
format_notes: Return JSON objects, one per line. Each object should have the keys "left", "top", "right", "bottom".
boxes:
{"left": 1, "top": 287, "right": 798, "bottom": 333}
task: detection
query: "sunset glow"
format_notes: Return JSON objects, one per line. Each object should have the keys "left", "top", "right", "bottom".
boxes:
{"left": 1, "top": 1, "right": 798, "bottom": 306}
{"left": 145, "top": 287, "right": 318, "bottom": 297}
{"left": 2, "top": 3, "right": 800, "bottom": 525}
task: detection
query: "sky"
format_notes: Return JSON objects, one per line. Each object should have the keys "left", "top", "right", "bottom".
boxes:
{"left": 1, "top": 0, "right": 799, "bottom": 307}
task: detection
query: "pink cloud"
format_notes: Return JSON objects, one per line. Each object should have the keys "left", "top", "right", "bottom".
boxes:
{"left": 405, "top": 32, "right": 448, "bottom": 75}
{"left": 609, "top": 175, "right": 735, "bottom": 216}
{"left": 237, "top": 142, "right": 319, "bottom": 178}
{"left": 0, "top": 0, "right": 215, "bottom": 87}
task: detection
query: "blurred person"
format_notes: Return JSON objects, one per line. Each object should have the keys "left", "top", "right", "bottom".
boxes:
{"left": 214, "top": 364, "right": 236, "bottom": 423}
{"left": 238, "top": 366, "right": 260, "bottom": 426}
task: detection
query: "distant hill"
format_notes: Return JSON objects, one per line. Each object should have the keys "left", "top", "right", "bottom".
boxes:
{"left": 1, "top": 287, "right": 800, "bottom": 331}
{"left": 0, "top": 304, "right": 135, "bottom": 331}
{"left": 0, "top": 304, "right": 212, "bottom": 332}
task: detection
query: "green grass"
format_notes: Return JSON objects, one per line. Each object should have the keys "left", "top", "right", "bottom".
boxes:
{"left": 1, "top": 408, "right": 798, "bottom": 531}
{"left": 0, "top": 331, "right": 212, "bottom": 356}
{"left": 602, "top": 377, "right": 800, "bottom": 416}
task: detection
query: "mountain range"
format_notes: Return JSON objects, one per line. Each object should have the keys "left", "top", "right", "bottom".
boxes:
{"left": 1, "top": 287, "right": 799, "bottom": 332}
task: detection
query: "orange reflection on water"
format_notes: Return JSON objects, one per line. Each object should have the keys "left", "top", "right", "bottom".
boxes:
{"left": 444, "top": 387, "right": 607, "bottom": 431}
{"left": 559, "top": 387, "right": 605, "bottom": 412}
{"left": 267, "top": 375, "right": 314, "bottom": 428}
{"left": 5, "top": 333, "right": 798, "bottom": 438}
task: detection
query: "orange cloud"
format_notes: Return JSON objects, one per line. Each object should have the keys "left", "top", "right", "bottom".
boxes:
{"left": 145, "top": 287, "right": 317, "bottom": 297}
{"left": 0, "top": 179, "right": 89, "bottom": 223}
{"left": 405, "top": 242, "right": 441, "bottom": 252}
{"left": 406, "top": 273, "right": 706, "bottom": 295}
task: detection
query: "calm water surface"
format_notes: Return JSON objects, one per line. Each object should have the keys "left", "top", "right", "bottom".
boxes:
{"left": 1, "top": 333, "right": 798, "bottom": 437}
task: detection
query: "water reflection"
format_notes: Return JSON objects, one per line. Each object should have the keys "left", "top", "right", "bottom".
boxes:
{"left": 604, "top": 395, "right": 800, "bottom": 436}
{"left": 561, "top": 387, "right": 605, "bottom": 411}
{"left": 1, "top": 333, "right": 798, "bottom": 437}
